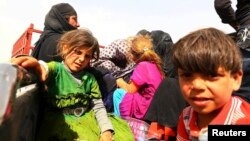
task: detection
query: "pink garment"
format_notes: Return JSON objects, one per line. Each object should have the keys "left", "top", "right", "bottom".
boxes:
{"left": 120, "top": 61, "right": 163, "bottom": 119}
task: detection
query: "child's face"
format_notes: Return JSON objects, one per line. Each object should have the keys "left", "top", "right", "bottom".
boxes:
{"left": 178, "top": 67, "right": 242, "bottom": 114}
{"left": 64, "top": 46, "right": 93, "bottom": 72}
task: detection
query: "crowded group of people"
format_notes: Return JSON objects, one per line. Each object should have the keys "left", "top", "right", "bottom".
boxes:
{"left": 10, "top": 0, "right": 250, "bottom": 141}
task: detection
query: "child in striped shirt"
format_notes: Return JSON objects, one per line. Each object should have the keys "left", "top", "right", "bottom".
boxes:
{"left": 172, "top": 27, "right": 250, "bottom": 141}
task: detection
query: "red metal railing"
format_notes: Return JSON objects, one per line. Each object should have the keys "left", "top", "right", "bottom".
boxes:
{"left": 11, "top": 24, "right": 106, "bottom": 58}
{"left": 11, "top": 24, "right": 42, "bottom": 57}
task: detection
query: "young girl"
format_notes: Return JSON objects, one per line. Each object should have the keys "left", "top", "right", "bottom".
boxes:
{"left": 11, "top": 29, "right": 134, "bottom": 141}
{"left": 113, "top": 34, "right": 164, "bottom": 119}
{"left": 172, "top": 27, "right": 250, "bottom": 141}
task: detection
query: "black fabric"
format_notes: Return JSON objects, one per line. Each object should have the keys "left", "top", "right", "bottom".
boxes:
{"left": 31, "top": 3, "right": 77, "bottom": 62}
{"left": 89, "top": 66, "right": 132, "bottom": 112}
{"left": 32, "top": 33, "right": 62, "bottom": 62}
{"left": 150, "top": 30, "right": 177, "bottom": 78}
{"left": 109, "top": 49, "right": 128, "bottom": 69}
{"left": 144, "top": 77, "right": 188, "bottom": 128}
{"left": 233, "top": 48, "right": 250, "bottom": 103}
{"left": 3, "top": 89, "right": 41, "bottom": 141}
{"left": 214, "top": 0, "right": 250, "bottom": 26}
{"left": 214, "top": 0, "right": 250, "bottom": 103}
{"left": 236, "top": 25, "right": 250, "bottom": 49}
{"left": 55, "top": 3, "right": 77, "bottom": 17}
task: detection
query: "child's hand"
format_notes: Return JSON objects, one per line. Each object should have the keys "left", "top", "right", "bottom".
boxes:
{"left": 116, "top": 78, "right": 138, "bottom": 93}
{"left": 99, "top": 130, "right": 113, "bottom": 141}
{"left": 10, "top": 56, "right": 39, "bottom": 68}
{"left": 116, "top": 78, "right": 125, "bottom": 88}
{"left": 10, "top": 56, "right": 47, "bottom": 81}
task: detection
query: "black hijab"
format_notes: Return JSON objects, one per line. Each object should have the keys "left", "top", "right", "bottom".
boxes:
{"left": 150, "top": 30, "right": 177, "bottom": 78}
{"left": 32, "top": 3, "right": 77, "bottom": 58}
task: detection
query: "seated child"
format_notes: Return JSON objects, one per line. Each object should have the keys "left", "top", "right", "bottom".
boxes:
{"left": 113, "top": 34, "right": 164, "bottom": 119}
{"left": 11, "top": 28, "right": 134, "bottom": 141}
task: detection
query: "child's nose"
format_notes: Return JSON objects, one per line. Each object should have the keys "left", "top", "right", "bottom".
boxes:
{"left": 79, "top": 56, "right": 85, "bottom": 62}
{"left": 191, "top": 77, "right": 205, "bottom": 89}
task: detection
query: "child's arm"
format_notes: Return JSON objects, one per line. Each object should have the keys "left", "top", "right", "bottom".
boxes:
{"left": 92, "top": 99, "right": 114, "bottom": 141}
{"left": 116, "top": 78, "right": 138, "bottom": 93}
{"left": 10, "top": 56, "right": 47, "bottom": 82}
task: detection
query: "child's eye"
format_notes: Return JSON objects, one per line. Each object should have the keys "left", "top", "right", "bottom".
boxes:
{"left": 179, "top": 72, "right": 193, "bottom": 82}
{"left": 207, "top": 73, "right": 220, "bottom": 80}
{"left": 84, "top": 54, "right": 91, "bottom": 59}
{"left": 74, "top": 49, "right": 82, "bottom": 55}
{"left": 208, "top": 74, "right": 218, "bottom": 78}
{"left": 181, "top": 72, "right": 192, "bottom": 77}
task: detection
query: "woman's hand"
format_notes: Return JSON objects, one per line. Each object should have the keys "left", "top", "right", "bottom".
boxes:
{"left": 99, "top": 130, "right": 113, "bottom": 141}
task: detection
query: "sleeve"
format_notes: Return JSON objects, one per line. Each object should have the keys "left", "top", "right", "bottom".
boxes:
{"left": 38, "top": 60, "right": 49, "bottom": 73}
{"left": 236, "top": 99, "right": 250, "bottom": 124}
{"left": 89, "top": 75, "right": 102, "bottom": 99}
{"left": 214, "top": 0, "right": 236, "bottom": 24}
{"left": 130, "top": 62, "right": 150, "bottom": 86}
{"left": 92, "top": 99, "right": 114, "bottom": 134}
{"left": 46, "top": 61, "right": 57, "bottom": 82}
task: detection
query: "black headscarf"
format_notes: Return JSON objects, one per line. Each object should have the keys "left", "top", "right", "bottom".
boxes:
{"left": 150, "top": 30, "right": 177, "bottom": 78}
{"left": 32, "top": 3, "right": 77, "bottom": 58}
{"left": 44, "top": 3, "right": 77, "bottom": 33}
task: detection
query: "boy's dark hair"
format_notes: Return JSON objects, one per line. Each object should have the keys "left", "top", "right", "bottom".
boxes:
{"left": 172, "top": 27, "right": 242, "bottom": 75}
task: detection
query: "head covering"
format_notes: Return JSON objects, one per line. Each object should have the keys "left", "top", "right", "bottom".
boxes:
{"left": 44, "top": 3, "right": 78, "bottom": 33}
{"left": 136, "top": 29, "right": 151, "bottom": 36}
{"left": 150, "top": 30, "right": 177, "bottom": 78}
{"left": 54, "top": 3, "right": 77, "bottom": 17}
{"left": 31, "top": 3, "right": 78, "bottom": 59}
{"left": 91, "top": 39, "right": 136, "bottom": 78}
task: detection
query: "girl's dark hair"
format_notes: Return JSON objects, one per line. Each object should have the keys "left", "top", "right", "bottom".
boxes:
{"left": 172, "top": 27, "right": 242, "bottom": 75}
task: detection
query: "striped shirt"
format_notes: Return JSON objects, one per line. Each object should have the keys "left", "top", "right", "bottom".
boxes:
{"left": 176, "top": 96, "right": 250, "bottom": 141}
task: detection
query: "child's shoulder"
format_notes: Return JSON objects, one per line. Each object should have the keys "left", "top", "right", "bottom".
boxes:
{"left": 232, "top": 96, "right": 250, "bottom": 124}
{"left": 233, "top": 96, "right": 250, "bottom": 107}
{"left": 47, "top": 61, "right": 60, "bottom": 66}
{"left": 234, "top": 96, "right": 250, "bottom": 110}
{"left": 84, "top": 70, "right": 97, "bottom": 80}
{"left": 85, "top": 70, "right": 95, "bottom": 76}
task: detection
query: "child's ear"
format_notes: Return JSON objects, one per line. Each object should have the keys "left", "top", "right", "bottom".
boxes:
{"left": 232, "top": 70, "right": 243, "bottom": 91}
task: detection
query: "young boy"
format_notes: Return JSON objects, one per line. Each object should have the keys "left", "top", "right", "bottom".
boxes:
{"left": 172, "top": 27, "right": 250, "bottom": 141}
